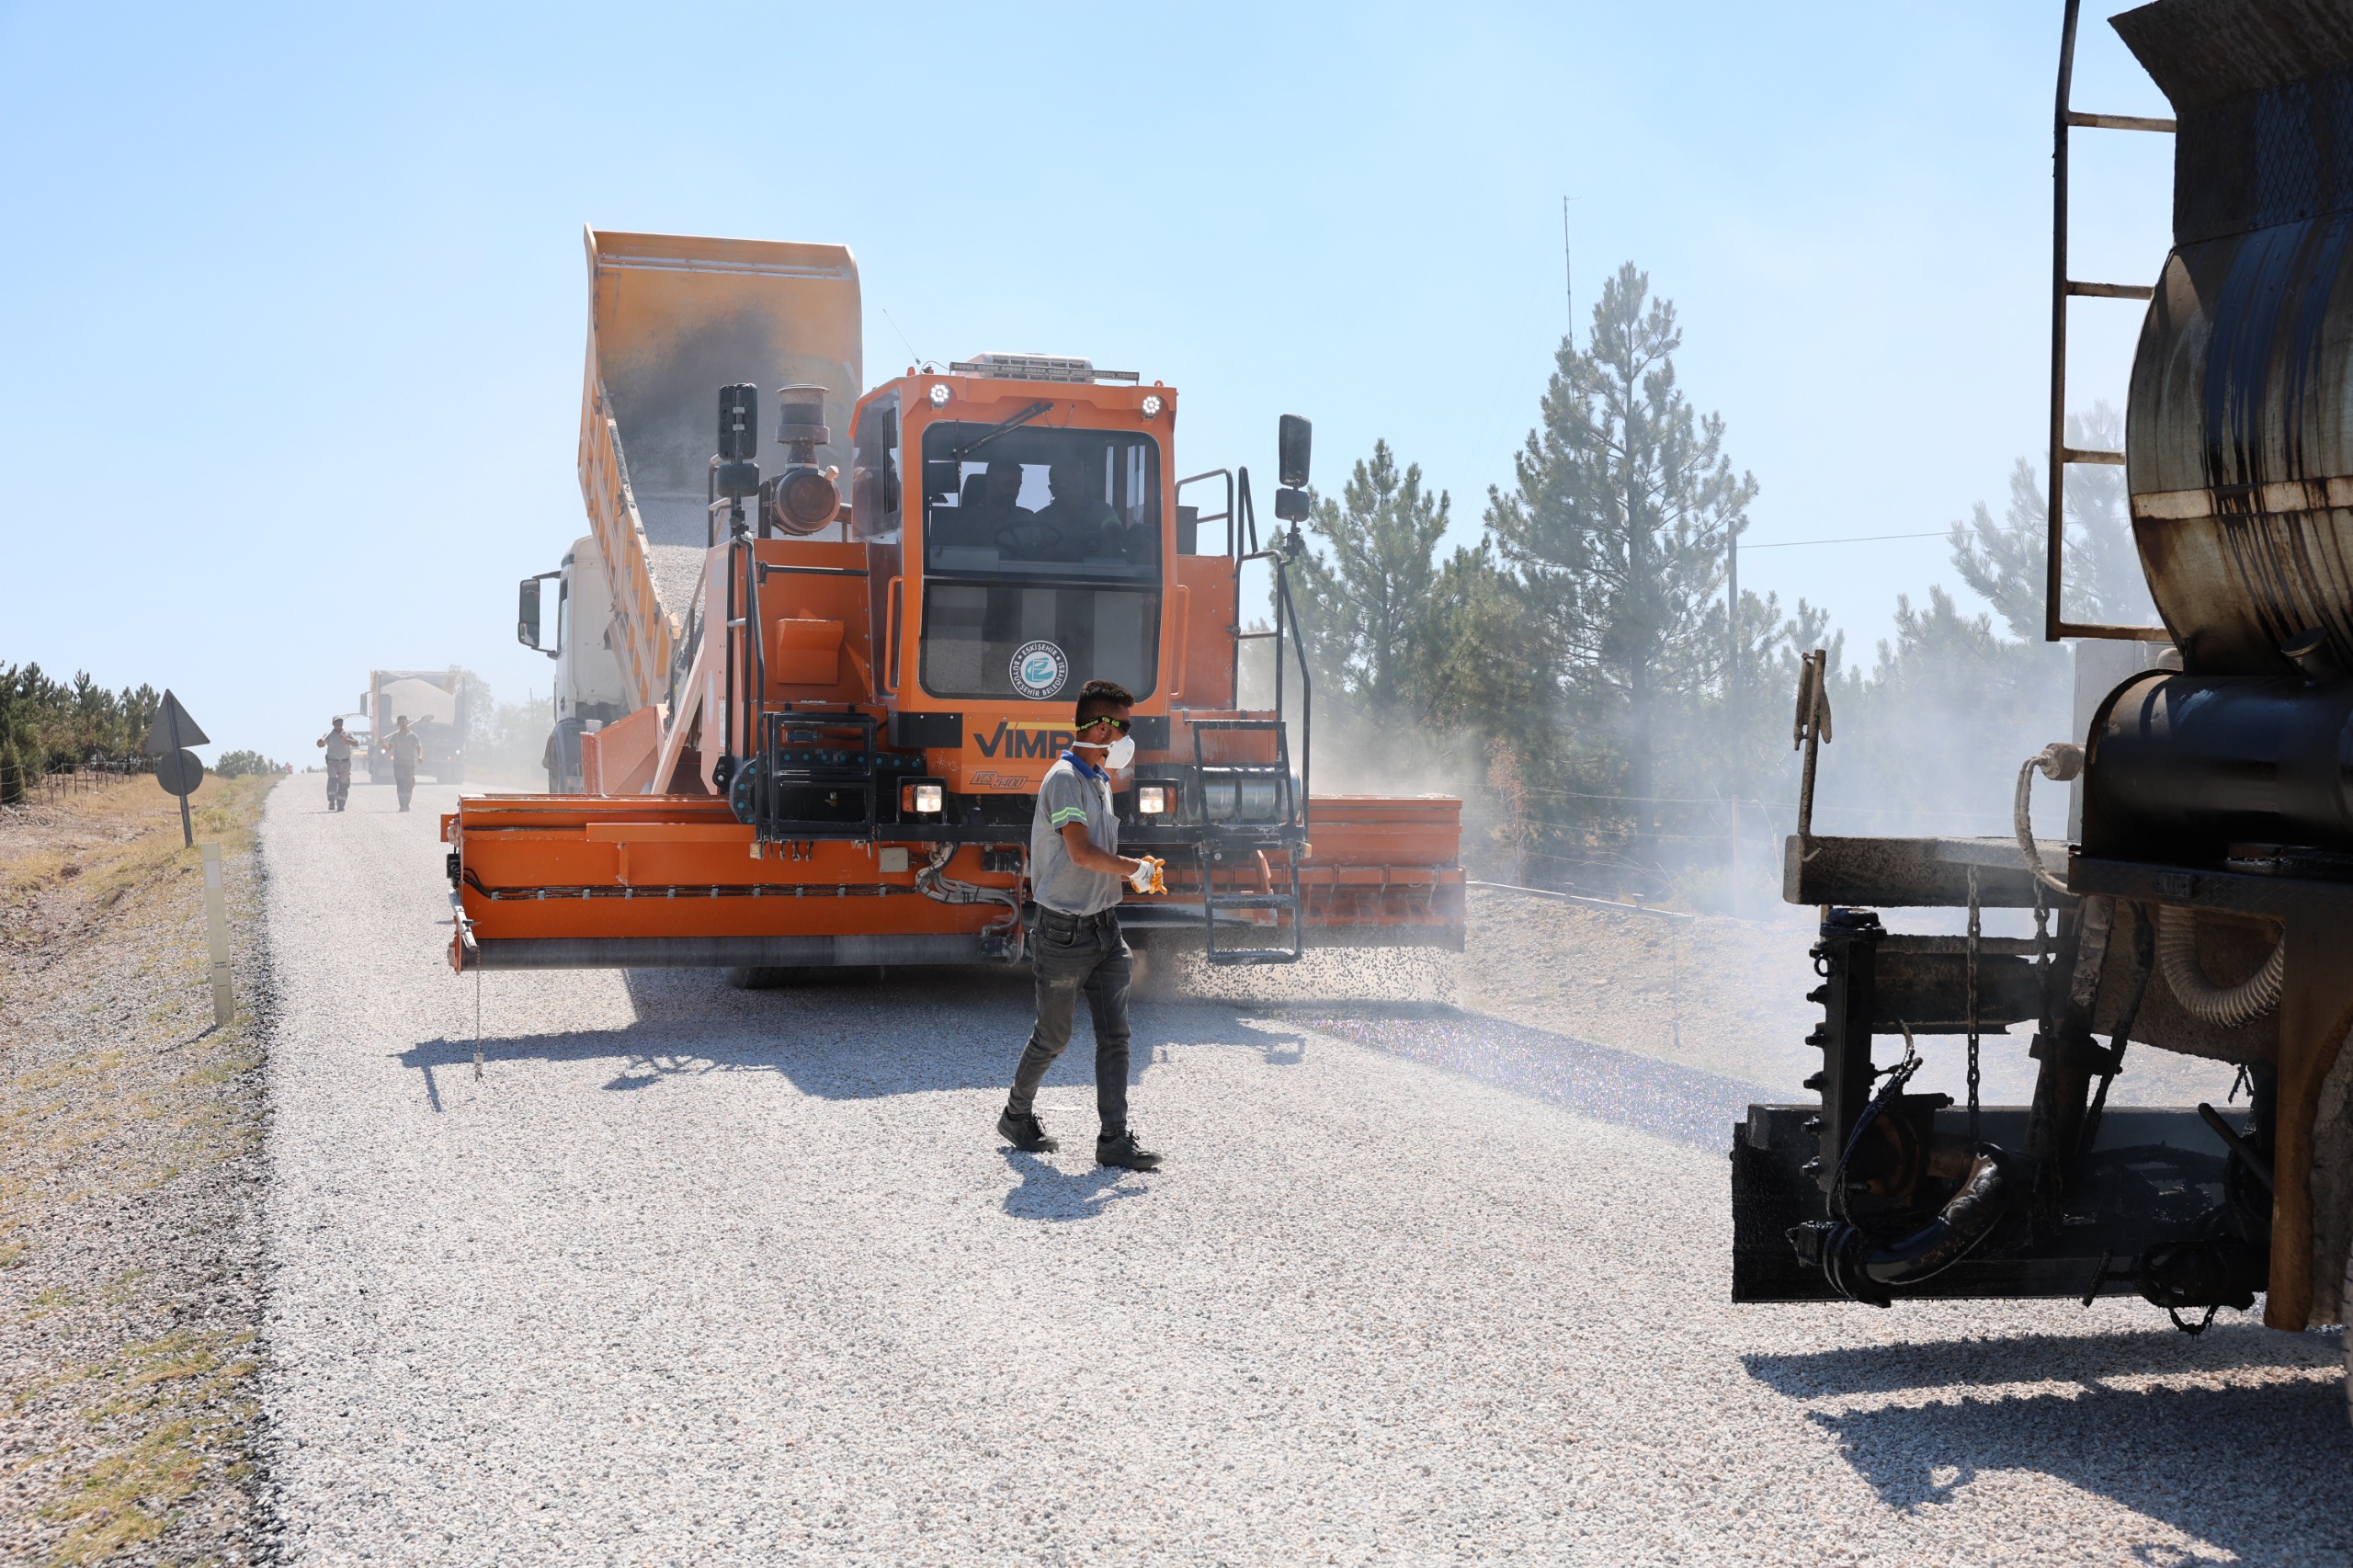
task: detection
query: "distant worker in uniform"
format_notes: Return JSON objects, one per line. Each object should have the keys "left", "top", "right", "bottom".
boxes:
{"left": 385, "top": 715, "right": 424, "bottom": 812}
{"left": 315, "top": 718, "right": 358, "bottom": 812}
{"left": 997, "top": 678, "right": 1165, "bottom": 1171}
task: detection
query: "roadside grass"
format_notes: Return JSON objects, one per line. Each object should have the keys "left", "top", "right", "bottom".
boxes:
{"left": 0, "top": 771, "right": 273, "bottom": 1564}
{"left": 15, "top": 1327, "right": 260, "bottom": 1566}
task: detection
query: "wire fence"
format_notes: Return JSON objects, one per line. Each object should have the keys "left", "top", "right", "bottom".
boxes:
{"left": 0, "top": 756, "right": 152, "bottom": 808}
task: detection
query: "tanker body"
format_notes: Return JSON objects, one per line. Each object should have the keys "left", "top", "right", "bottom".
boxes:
{"left": 1734, "top": 0, "right": 2353, "bottom": 1418}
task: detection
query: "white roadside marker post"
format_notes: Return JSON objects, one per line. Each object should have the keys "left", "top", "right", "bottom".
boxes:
{"left": 200, "top": 841, "right": 233, "bottom": 1027}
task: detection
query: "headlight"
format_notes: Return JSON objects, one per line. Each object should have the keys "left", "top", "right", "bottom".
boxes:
{"left": 1137, "top": 785, "right": 1170, "bottom": 814}
{"left": 927, "top": 382, "right": 950, "bottom": 407}
{"left": 1141, "top": 393, "right": 1164, "bottom": 417}
{"left": 914, "top": 782, "right": 945, "bottom": 813}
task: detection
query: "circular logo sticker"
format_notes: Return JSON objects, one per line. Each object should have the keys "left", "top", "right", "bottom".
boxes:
{"left": 1009, "top": 640, "right": 1069, "bottom": 699}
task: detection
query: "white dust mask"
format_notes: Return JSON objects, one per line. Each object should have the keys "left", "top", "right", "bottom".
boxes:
{"left": 1104, "top": 734, "right": 1136, "bottom": 770}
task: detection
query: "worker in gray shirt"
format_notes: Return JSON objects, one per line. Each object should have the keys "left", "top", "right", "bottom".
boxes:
{"left": 998, "top": 678, "right": 1166, "bottom": 1171}
{"left": 315, "top": 718, "right": 358, "bottom": 812}
{"left": 385, "top": 716, "right": 424, "bottom": 812}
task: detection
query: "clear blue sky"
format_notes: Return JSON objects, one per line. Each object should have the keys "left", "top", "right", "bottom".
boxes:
{"left": 0, "top": 2, "right": 2175, "bottom": 765}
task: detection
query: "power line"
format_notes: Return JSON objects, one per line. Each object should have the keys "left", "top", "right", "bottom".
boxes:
{"left": 1742, "top": 528, "right": 1950, "bottom": 551}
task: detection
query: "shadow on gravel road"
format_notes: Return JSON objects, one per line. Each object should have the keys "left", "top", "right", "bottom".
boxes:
{"left": 395, "top": 972, "right": 1323, "bottom": 1110}
{"left": 1283, "top": 1005, "right": 1759, "bottom": 1149}
{"left": 999, "top": 1149, "right": 1151, "bottom": 1221}
{"left": 1745, "top": 1328, "right": 2352, "bottom": 1559}
{"left": 400, "top": 971, "right": 1762, "bottom": 1156}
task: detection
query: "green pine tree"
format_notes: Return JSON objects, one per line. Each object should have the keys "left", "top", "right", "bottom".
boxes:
{"left": 1291, "top": 440, "right": 1453, "bottom": 723}
{"left": 1483, "top": 261, "right": 1757, "bottom": 864}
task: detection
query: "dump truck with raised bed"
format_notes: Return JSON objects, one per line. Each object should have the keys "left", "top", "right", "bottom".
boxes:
{"left": 1734, "top": 0, "right": 2353, "bottom": 1414}
{"left": 459, "top": 227, "right": 1463, "bottom": 975}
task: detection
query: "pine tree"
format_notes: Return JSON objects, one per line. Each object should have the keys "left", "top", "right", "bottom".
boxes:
{"left": 1949, "top": 402, "right": 2151, "bottom": 636}
{"left": 1291, "top": 440, "right": 1452, "bottom": 722}
{"left": 1483, "top": 262, "right": 1757, "bottom": 859}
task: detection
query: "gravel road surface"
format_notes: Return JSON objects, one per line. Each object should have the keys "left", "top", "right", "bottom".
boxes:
{"left": 260, "top": 775, "right": 2351, "bottom": 1565}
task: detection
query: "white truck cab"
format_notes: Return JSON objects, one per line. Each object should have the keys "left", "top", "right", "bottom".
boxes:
{"left": 517, "top": 532, "right": 630, "bottom": 791}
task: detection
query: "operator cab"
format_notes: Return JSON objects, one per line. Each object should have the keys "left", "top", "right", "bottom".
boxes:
{"left": 852, "top": 355, "right": 1167, "bottom": 708}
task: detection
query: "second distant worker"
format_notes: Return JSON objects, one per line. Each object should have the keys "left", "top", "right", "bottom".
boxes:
{"left": 386, "top": 715, "right": 424, "bottom": 812}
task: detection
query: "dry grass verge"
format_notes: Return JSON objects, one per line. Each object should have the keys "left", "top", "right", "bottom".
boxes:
{"left": 1, "top": 773, "right": 272, "bottom": 1565}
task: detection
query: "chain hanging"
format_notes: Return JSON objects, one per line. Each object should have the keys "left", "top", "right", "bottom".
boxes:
{"left": 1966, "top": 863, "right": 1982, "bottom": 1144}
{"left": 2031, "top": 878, "right": 2053, "bottom": 1141}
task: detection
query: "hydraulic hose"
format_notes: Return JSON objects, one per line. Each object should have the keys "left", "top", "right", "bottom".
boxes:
{"left": 2013, "top": 742, "right": 2282, "bottom": 1026}
{"left": 1855, "top": 1148, "right": 2012, "bottom": 1285}
{"left": 2154, "top": 903, "right": 2283, "bottom": 1028}
{"left": 1813, "top": 1147, "right": 2016, "bottom": 1307}
{"left": 2014, "top": 743, "right": 2082, "bottom": 896}
{"left": 914, "top": 843, "right": 1026, "bottom": 959}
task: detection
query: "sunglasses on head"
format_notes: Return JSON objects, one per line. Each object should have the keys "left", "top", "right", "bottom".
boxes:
{"left": 1077, "top": 715, "right": 1131, "bottom": 734}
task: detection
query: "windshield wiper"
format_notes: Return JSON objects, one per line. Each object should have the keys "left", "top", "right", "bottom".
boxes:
{"left": 949, "top": 400, "right": 1054, "bottom": 460}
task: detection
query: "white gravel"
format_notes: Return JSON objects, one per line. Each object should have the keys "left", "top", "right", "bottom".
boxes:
{"left": 259, "top": 773, "right": 2353, "bottom": 1565}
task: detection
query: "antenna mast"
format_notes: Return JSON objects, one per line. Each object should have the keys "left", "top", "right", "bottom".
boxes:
{"left": 1563, "top": 196, "right": 1574, "bottom": 330}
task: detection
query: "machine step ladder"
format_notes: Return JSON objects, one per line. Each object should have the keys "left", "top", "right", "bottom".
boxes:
{"left": 1190, "top": 718, "right": 1305, "bottom": 965}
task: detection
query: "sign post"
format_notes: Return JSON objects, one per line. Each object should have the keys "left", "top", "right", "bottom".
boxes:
{"left": 143, "top": 691, "right": 210, "bottom": 849}
{"left": 142, "top": 692, "right": 231, "bottom": 1026}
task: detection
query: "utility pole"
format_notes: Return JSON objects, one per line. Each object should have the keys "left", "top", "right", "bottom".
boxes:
{"left": 1727, "top": 524, "right": 1741, "bottom": 917}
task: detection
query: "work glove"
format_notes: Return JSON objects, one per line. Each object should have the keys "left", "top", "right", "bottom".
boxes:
{"left": 1127, "top": 855, "right": 1165, "bottom": 895}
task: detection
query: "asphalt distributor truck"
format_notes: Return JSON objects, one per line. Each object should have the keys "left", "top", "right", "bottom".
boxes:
{"left": 1735, "top": 0, "right": 2353, "bottom": 1415}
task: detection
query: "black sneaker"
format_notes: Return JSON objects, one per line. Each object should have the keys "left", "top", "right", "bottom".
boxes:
{"left": 997, "top": 1108, "right": 1059, "bottom": 1153}
{"left": 1096, "top": 1131, "right": 1163, "bottom": 1171}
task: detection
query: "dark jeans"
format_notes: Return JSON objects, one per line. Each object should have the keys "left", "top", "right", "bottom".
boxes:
{"left": 1006, "top": 907, "right": 1131, "bottom": 1137}
{"left": 394, "top": 763, "right": 417, "bottom": 811}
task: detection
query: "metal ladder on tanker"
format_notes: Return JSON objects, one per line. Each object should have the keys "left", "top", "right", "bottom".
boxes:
{"left": 1191, "top": 718, "right": 1304, "bottom": 966}
{"left": 2046, "top": 0, "right": 2175, "bottom": 643}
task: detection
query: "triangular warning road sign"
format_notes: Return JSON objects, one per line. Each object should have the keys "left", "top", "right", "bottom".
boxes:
{"left": 142, "top": 689, "right": 210, "bottom": 756}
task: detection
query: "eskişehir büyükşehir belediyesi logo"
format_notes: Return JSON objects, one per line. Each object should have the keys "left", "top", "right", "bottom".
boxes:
{"left": 1009, "top": 640, "right": 1069, "bottom": 699}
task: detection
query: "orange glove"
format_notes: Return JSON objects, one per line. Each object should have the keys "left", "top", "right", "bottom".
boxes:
{"left": 1127, "top": 855, "right": 1166, "bottom": 895}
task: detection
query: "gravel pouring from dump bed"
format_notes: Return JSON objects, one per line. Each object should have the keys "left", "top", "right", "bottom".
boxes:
{"left": 261, "top": 776, "right": 2351, "bottom": 1565}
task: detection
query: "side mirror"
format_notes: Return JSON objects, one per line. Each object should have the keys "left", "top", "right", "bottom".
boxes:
{"left": 1278, "top": 414, "right": 1312, "bottom": 488}
{"left": 717, "top": 383, "right": 761, "bottom": 499}
{"left": 719, "top": 383, "right": 759, "bottom": 460}
{"left": 1275, "top": 413, "right": 1313, "bottom": 522}
{"left": 517, "top": 572, "right": 562, "bottom": 657}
